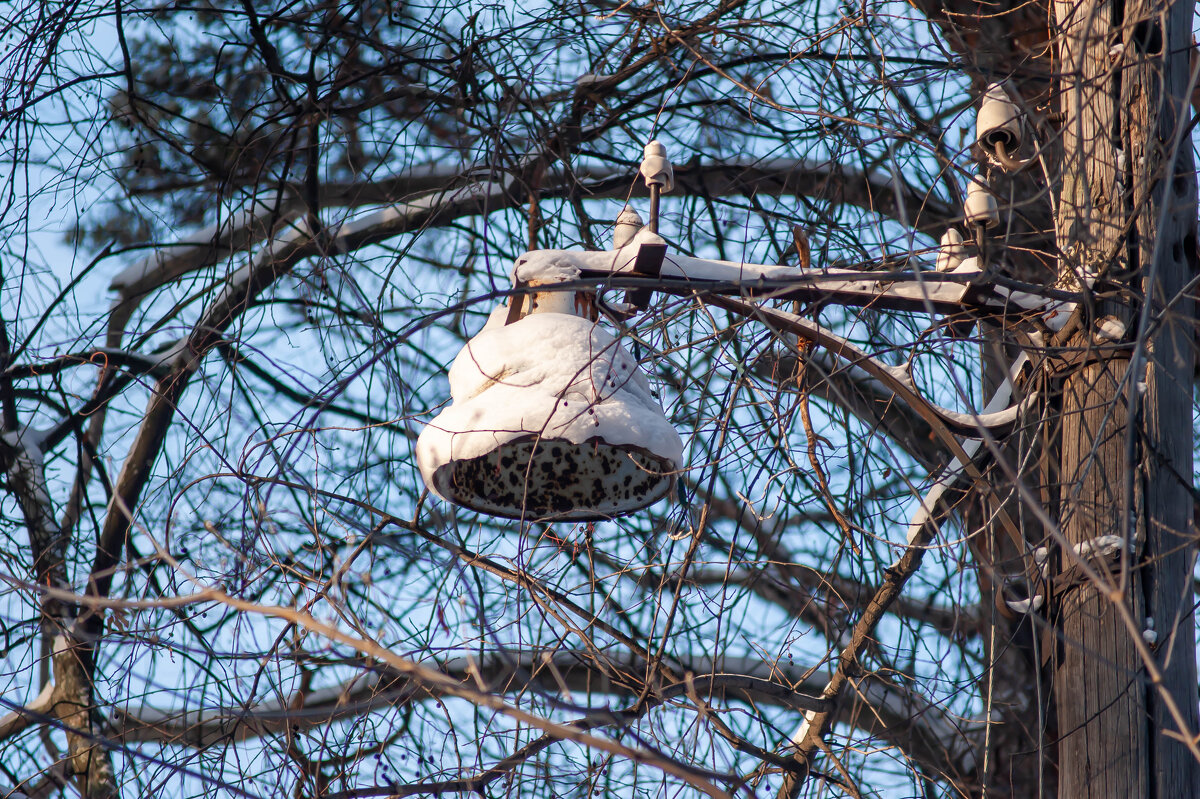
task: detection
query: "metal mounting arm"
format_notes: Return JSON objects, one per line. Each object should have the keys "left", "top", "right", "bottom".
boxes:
{"left": 513, "top": 241, "right": 1078, "bottom": 327}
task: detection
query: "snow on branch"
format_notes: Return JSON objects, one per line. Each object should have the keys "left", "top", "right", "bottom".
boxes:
{"left": 107, "top": 157, "right": 960, "bottom": 339}
{"left": 0, "top": 428, "right": 68, "bottom": 593}
{"left": 0, "top": 680, "right": 55, "bottom": 743}
{"left": 903, "top": 352, "right": 1031, "bottom": 545}
{"left": 108, "top": 192, "right": 300, "bottom": 330}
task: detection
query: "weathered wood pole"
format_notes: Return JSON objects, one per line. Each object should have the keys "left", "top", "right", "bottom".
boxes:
{"left": 1052, "top": 0, "right": 1199, "bottom": 793}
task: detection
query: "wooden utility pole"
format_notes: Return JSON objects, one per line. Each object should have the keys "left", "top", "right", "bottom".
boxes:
{"left": 1052, "top": 0, "right": 1199, "bottom": 793}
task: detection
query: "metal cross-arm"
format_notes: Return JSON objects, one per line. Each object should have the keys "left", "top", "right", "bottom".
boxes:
{"left": 513, "top": 237, "right": 1077, "bottom": 325}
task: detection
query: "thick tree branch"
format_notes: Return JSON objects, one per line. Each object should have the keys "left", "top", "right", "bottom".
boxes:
{"left": 688, "top": 567, "right": 979, "bottom": 640}
{"left": 0, "top": 430, "right": 119, "bottom": 799}
{"left": 757, "top": 347, "right": 951, "bottom": 470}
{"left": 107, "top": 650, "right": 976, "bottom": 782}
{"left": 106, "top": 158, "right": 958, "bottom": 334}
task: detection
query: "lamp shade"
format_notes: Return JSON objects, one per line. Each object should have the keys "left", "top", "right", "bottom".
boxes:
{"left": 416, "top": 310, "right": 683, "bottom": 520}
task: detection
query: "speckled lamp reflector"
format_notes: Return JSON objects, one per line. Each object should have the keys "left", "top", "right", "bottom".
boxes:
{"left": 426, "top": 436, "right": 675, "bottom": 520}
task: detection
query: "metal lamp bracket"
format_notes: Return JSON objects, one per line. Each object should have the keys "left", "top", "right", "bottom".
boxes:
{"left": 623, "top": 242, "right": 667, "bottom": 310}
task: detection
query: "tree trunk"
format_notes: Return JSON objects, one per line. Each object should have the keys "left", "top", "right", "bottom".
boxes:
{"left": 54, "top": 639, "right": 119, "bottom": 799}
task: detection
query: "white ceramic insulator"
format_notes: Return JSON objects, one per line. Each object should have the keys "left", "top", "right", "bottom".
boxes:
{"left": 640, "top": 140, "right": 674, "bottom": 192}
{"left": 977, "top": 83, "right": 1022, "bottom": 151}
{"left": 613, "top": 205, "right": 644, "bottom": 249}
{"left": 936, "top": 228, "right": 966, "bottom": 272}
{"left": 965, "top": 178, "right": 999, "bottom": 228}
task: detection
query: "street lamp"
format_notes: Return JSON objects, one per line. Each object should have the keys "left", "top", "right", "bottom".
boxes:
{"left": 418, "top": 135, "right": 1073, "bottom": 522}
{"left": 414, "top": 243, "right": 684, "bottom": 521}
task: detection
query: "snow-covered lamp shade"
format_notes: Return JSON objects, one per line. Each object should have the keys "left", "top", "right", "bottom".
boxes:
{"left": 416, "top": 278, "right": 683, "bottom": 520}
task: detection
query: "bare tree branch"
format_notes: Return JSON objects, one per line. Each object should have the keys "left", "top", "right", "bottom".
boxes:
{"left": 106, "top": 157, "right": 958, "bottom": 335}
{"left": 108, "top": 650, "right": 977, "bottom": 782}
